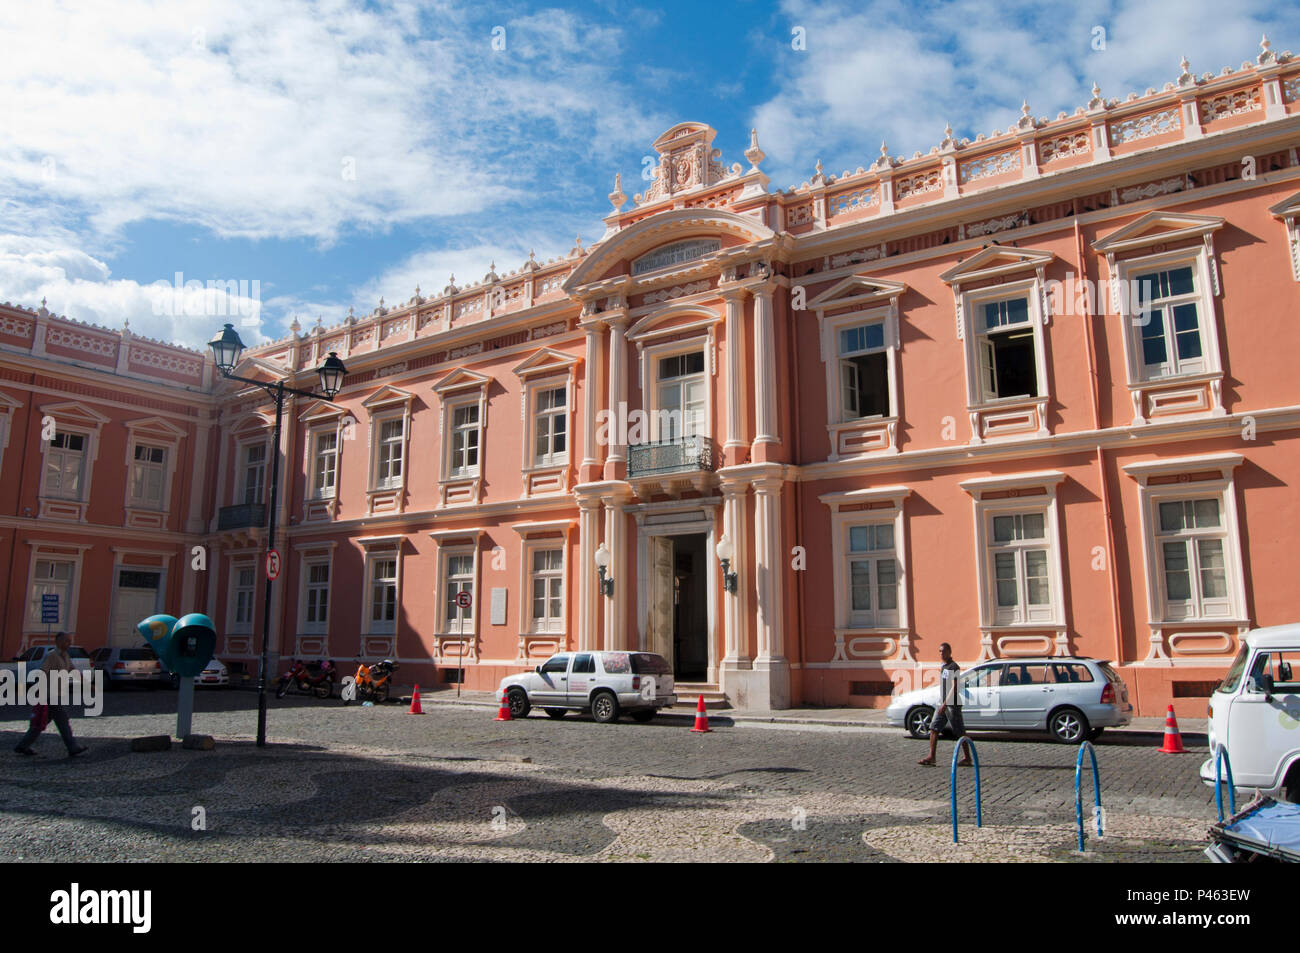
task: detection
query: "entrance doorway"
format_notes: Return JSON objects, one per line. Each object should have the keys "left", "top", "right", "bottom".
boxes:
{"left": 647, "top": 533, "right": 708, "bottom": 680}
{"left": 110, "top": 569, "right": 161, "bottom": 648}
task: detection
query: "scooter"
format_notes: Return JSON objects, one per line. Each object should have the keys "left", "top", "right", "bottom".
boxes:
{"left": 275, "top": 659, "right": 337, "bottom": 699}
{"left": 344, "top": 658, "right": 398, "bottom": 704}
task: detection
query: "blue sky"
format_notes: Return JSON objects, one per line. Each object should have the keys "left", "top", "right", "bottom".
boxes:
{"left": 2, "top": 0, "right": 1298, "bottom": 350}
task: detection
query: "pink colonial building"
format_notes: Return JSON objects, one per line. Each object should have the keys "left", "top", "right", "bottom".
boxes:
{"left": 6, "top": 43, "right": 1300, "bottom": 717}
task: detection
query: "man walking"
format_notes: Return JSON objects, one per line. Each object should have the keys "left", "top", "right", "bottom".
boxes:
{"left": 14, "top": 632, "right": 89, "bottom": 758}
{"left": 918, "top": 642, "right": 970, "bottom": 766}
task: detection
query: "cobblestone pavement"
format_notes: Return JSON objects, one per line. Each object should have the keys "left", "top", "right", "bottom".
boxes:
{"left": 0, "top": 690, "right": 1219, "bottom": 862}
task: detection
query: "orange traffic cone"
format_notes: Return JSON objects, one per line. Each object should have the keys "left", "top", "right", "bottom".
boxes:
{"left": 1158, "top": 704, "right": 1185, "bottom": 754}
{"left": 495, "top": 689, "right": 513, "bottom": 722}
{"left": 409, "top": 685, "right": 423, "bottom": 714}
{"left": 690, "top": 694, "right": 711, "bottom": 733}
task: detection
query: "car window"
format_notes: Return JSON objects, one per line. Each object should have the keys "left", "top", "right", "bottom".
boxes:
{"left": 601, "top": 653, "right": 630, "bottom": 674}
{"left": 1001, "top": 663, "right": 1049, "bottom": 685}
{"left": 541, "top": 655, "right": 570, "bottom": 674}
{"left": 572, "top": 654, "right": 595, "bottom": 674}
{"left": 630, "top": 653, "right": 671, "bottom": 675}
{"left": 1218, "top": 645, "right": 1251, "bottom": 693}
{"left": 961, "top": 665, "right": 1003, "bottom": 689}
{"left": 1047, "top": 663, "right": 1094, "bottom": 684}
{"left": 90, "top": 649, "right": 106, "bottom": 662}
{"left": 1252, "top": 651, "right": 1300, "bottom": 693}
{"left": 68, "top": 648, "right": 90, "bottom": 659}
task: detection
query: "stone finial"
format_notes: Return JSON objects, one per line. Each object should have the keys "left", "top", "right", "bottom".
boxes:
{"left": 1087, "top": 82, "right": 1105, "bottom": 110}
{"left": 315, "top": 314, "right": 323, "bottom": 333}
{"left": 812, "top": 158, "right": 827, "bottom": 186}
{"left": 290, "top": 314, "right": 301, "bottom": 335}
{"left": 485, "top": 261, "right": 499, "bottom": 283}
{"left": 744, "top": 128, "right": 765, "bottom": 171}
{"left": 940, "top": 124, "right": 957, "bottom": 150}
{"left": 444, "top": 274, "right": 458, "bottom": 296}
{"left": 1178, "top": 55, "right": 1194, "bottom": 86}
{"left": 346, "top": 305, "right": 355, "bottom": 323}
{"left": 609, "top": 172, "right": 627, "bottom": 212}
{"left": 1017, "top": 100, "right": 1035, "bottom": 130}
{"left": 38, "top": 296, "right": 49, "bottom": 316}
{"left": 1259, "top": 34, "right": 1275, "bottom": 65}
{"left": 872, "top": 140, "right": 891, "bottom": 171}
{"left": 571, "top": 235, "right": 584, "bottom": 256}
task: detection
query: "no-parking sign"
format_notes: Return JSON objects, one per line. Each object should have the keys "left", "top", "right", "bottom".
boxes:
{"left": 455, "top": 590, "right": 472, "bottom": 609}
{"left": 265, "top": 549, "right": 281, "bottom": 581}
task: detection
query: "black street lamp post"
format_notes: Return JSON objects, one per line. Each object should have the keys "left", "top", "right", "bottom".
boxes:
{"left": 208, "top": 323, "right": 346, "bottom": 747}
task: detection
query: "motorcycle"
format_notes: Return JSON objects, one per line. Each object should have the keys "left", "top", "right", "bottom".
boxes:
{"left": 344, "top": 658, "right": 398, "bottom": 704}
{"left": 275, "top": 658, "right": 337, "bottom": 699}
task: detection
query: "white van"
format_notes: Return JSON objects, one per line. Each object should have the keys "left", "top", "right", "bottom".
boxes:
{"left": 1200, "top": 624, "right": 1300, "bottom": 803}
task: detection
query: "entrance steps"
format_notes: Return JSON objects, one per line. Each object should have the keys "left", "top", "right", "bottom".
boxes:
{"left": 671, "top": 682, "right": 730, "bottom": 710}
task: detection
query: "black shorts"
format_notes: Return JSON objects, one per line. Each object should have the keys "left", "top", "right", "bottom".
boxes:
{"left": 930, "top": 706, "right": 965, "bottom": 737}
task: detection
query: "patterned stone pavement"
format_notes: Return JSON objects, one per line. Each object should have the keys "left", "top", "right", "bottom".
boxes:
{"left": 0, "top": 691, "right": 1218, "bottom": 862}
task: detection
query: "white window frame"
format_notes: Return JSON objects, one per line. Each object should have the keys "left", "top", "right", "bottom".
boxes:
{"left": 1124, "top": 454, "right": 1248, "bottom": 627}
{"left": 0, "top": 392, "right": 21, "bottom": 475}
{"left": 960, "top": 278, "right": 1050, "bottom": 407}
{"left": 42, "top": 428, "right": 90, "bottom": 501}
{"left": 372, "top": 413, "right": 405, "bottom": 490}
{"left": 960, "top": 472, "right": 1067, "bottom": 632}
{"left": 309, "top": 427, "right": 339, "bottom": 500}
{"left": 983, "top": 509, "right": 1056, "bottom": 626}
{"left": 819, "top": 487, "right": 911, "bottom": 639}
{"left": 228, "top": 560, "right": 257, "bottom": 635}
{"left": 440, "top": 545, "right": 478, "bottom": 635}
{"left": 842, "top": 519, "right": 902, "bottom": 630}
{"left": 363, "top": 550, "right": 400, "bottom": 636}
{"left": 643, "top": 340, "right": 710, "bottom": 443}
{"left": 299, "top": 555, "right": 332, "bottom": 635}
{"left": 24, "top": 556, "right": 78, "bottom": 632}
{"left": 1114, "top": 247, "right": 1223, "bottom": 385}
{"left": 525, "top": 542, "right": 566, "bottom": 635}
{"left": 445, "top": 398, "right": 481, "bottom": 479}
{"left": 127, "top": 443, "right": 169, "bottom": 510}
{"left": 822, "top": 305, "right": 899, "bottom": 424}
{"left": 529, "top": 381, "right": 570, "bottom": 468}
{"left": 237, "top": 438, "right": 268, "bottom": 506}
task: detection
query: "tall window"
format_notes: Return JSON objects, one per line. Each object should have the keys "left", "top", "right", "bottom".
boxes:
{"left": 444, "top": 554, "right": 474, "bottom": 633}
{"left": 242, "top": 444, "right": 266, "bottom": 505}
{"left": 129, "top": 444, "right": 167, "bottom": 509}
{"left": 987, "top": 511, "right": 1052, "bottom": 624}
{"left": 44, "top": 432, "right": 86, "bottom": 499}
{"left": 376, "top": 418, "right": 404, "bottom": 488}
{"left": 1134, "top": 264, "right": 1204, "bottom": 379}
{"left": 533, "top": 387, "right": 567, "bottom": 465}
{"left": 312, "top": 431, "right": 337, "bottom": 498}
{"left": 27, "top": 559, "right": 73, "bottom": 627}
{"left": 304, "top": 563, "right": 330, "bottom": 629}
{"left": 977, "top": 297, "right": 1038, "bottom": 401}
{"left": 655, "top": 351, "right": 706, "bottom": 441}
{"left": 846, "top": 523, "right": 899, "bottom": 628}
{"left": 839, "top": 322, "right": 889, "bottom": 420}
{"left": 450, "top": 405, "right": 480, "bottom": 475}
{"left": 1156, "top": 497, "right": 1230, "bottom": 619}
{"left": 530, "top": 548, "right": 564, "bottom": 632}
{"left": 232, "top": 565, "right": 256, "bottom": 631}
{"left": 369, "top": 557, "right": 397, "bottom": 630}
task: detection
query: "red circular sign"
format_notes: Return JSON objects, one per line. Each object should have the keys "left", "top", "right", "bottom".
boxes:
{"left": 455, "top": 590, "right": 472, "bottom": 609}
{"left": 266, "top": 549, "right": 281, "bottom": 581}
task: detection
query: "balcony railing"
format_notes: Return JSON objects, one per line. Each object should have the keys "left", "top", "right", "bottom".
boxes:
{"left": 626, "top": 434, "right": 714, "bottom": 479}
{"left": 218, "top": 503, "right": 267, "bottom": 531}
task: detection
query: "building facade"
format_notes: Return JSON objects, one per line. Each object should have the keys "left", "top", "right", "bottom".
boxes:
{"left": 5, "top": 45, "right": 1300, "bottom": 717}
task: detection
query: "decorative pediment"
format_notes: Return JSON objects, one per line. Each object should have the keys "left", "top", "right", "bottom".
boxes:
{"left": 229, "top": 410, "right": 273, "bottom": 435}
{"left": 123, "top": 416, "right": 187, "bottom": 442}
{"left": 361, "top": 384, "right": 417, "bottom": 409}
{"left": 430, "top": 368, "right": 490, "bottom": 397}
{"left": 808, "top": 275, "right": 907, "bottom": 311}
{"left": 299, "top": 399, "right": 346, "bottom": 423}
{"left": 626, "top": 304, "right": 720, "bottom": 342}
{"left": 233, "top": 354, "right": 292, "bottom": 382}
{"left": 0, "top": 390, "right": 24, "bottom": 412}
{"left": 1092, "top": 211, "right": 1224, "bottom": 254}
{"left": 511, "top": 348, "right": 579, "bottom": 379}
{"left": 1269, "top": 190, "right": 1300, "bottom": 221}
{"left": 1269, "top": 191, "right": 1300, "bottom": 282}
{"left": 38, "top": 400, "right": 111, "bottom": 427}
{"left": 939, "top": 245, "right": 1056, "bottom": 285}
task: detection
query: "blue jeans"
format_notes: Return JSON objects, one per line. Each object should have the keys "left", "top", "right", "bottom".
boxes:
{"left": 17, "top": 705, "right": 78, "bottom": 753}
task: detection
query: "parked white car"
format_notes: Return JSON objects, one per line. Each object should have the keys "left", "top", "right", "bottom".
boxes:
{"left": 161, "top": 657, "right": 230, "bottom": 688}
{"left": 1200, "top": 624, "right": 1300, "bottom": 803}
{"left": 498, "top": 651, "right": 676, "bottom": 723}
{"left": 4, "top": 644, "right": 93, "bottom": 673}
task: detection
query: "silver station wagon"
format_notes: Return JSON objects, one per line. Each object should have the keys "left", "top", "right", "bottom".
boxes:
{"left": 886, "top": 656, "right": 1133, "bottom": 743}
{"left": 498, "top": 651, "right": 677, "bottom": 723}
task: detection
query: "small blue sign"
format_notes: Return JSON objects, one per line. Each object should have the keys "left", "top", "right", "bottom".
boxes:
{"left": 40, "top": 593, "right": 59, "bottom": 624}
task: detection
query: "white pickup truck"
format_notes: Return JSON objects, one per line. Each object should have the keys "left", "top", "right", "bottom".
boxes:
{"left": 1200, "top": 624, "right": 1300, "bottom": 803}
{"left": 499, "top": 650, "right": 676, "bottom": 723}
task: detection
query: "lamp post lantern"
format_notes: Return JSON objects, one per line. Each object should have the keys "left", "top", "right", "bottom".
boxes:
{"left": 207, "top": 323, "right": 346, "bottom": 746}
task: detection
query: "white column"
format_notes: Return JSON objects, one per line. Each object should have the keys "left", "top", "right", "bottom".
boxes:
{"left": 582, "top": 326, "right": 601, "bottom": 468}
{"left": 187, "top": 423, "right": 211, "bottom": 535}
{"left": 209, "top": 422, "right": 230, "bottom": 532}
{"left": 602, "top": 497, "right": 627, "bottom": 650}
{"left": 752, "top": 477, "right": 784, "bottom": 662}
{"left": 752, "top": 288, "right": 778, "bottom": 447}
{"left": 577, "top": 498, "right": 599, "bottom": 651}
{"left": 723, "top": 291, "right": 747, "bottom": 452}
{"left": 720, "top": 478, "right": 750, "bottom": 666}
{"left": 606, "top": 318, "right": 628, "bottom": 465}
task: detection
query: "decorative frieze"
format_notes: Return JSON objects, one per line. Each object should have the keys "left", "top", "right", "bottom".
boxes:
{"left": 641, "top": 281, "right": 711, "bottom": 304}
{"left": 1199, "top": 86, "right": 1262, "bottom": 122}
{"left": 962, "top": 212, "right": 1025, "bottom": 239}
{"left": 376, "top": 361, "right": 408, "bottom": 378}
{"left": 529, "top": 321, "right": 567, "bottom": 340}
{"left": 894, "top": 168, "right": 942, "bottom": 200}
{"left": 454, "top": 298, "right": 483, "bottom": 319}
{"left": 1038, "top": 131, "right": 1090, "bottom": 163}
{"left": 1285, "top": 75, "right": 1300, "bottom": 103}
{"left": 958, "top": 148, "right": 1020, "bottom": 184}
{"left": 1109, "top": 107, "right": 1181, "bottom": 145}
{"left": 448, "top": 342, "right": 483, "bottom": 360}
{"left": 45, "top": 327, "right": 117, "bottom": 357}
{"left": 0, "top": 313, "right": 35, "bottom": 338}
{"left": 828, "top": 187, "right": 877, "bottom": 215}
{"left": 827, "top": 244, "right": 887, "bottom": 269}
{"left": 129, "top": 347, "right": 203, "bottom": 377}
{"left": 786, "top": 204, "right": 814, "bottom": 226}
{"left": 1119, "top": 176, "right": 1186, "bottom": 203}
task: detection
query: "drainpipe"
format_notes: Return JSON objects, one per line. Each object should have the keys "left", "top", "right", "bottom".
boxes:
{"left": 3, "top": 373, "right": 38, "bottom": 655}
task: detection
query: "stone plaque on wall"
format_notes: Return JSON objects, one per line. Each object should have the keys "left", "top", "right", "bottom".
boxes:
{"left": 490, "top": 587, "right": 507, "bottom": 626}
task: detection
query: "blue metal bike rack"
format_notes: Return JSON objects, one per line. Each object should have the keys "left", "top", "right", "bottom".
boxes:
{"left": 1074, "top": 740, "right": 1103, "bottom": 851}
{"left": 950, "top": 736, "right": 981, "bottom": 843}
{"left": 1214, "top": 745, "right": 1236, "bottom": 822}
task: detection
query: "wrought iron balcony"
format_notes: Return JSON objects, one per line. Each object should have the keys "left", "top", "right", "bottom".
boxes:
{"left": 218, "top": 503, "right": 267, "bottom": 531}
{"left": 627, "top": 434, "right": 714, "bottom": 479}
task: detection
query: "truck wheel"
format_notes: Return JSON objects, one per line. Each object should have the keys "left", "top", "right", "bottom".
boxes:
{"left": 507, "top": 687, "right": 531, "bottom": 719}
{"left": 591, "top": 691, "right": 620, "bottom": 724}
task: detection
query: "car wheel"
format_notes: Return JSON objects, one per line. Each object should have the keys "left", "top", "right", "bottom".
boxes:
{"left": 373, "top": 683, "right": 389, "bottom": 704}
{"left": 543, "top": 708, "right": 567, "bottom": 719}
{"left": 630, "top": 709, "right": 655, "bottom": 723}
{"left": 591, "top": 691, "right": 620, "bottom": 724}
{"left": 906, "top": 706, "right": 934, "bottom": 739}
{"left": 507, "top": 687, "right": 531, "bottom": 719}
{"left": 1049, "top": 707, "right": 1089, "bottom": 744}
{"left": 1087, "top": 727, "right": 1105, "bottom": 742}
